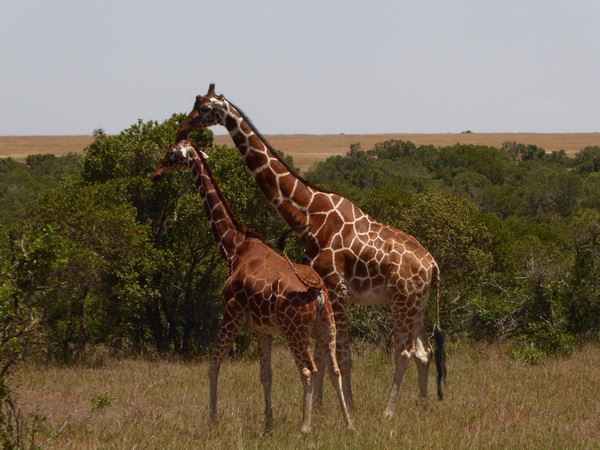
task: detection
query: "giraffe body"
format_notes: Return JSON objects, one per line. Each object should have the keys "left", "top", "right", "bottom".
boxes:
{"left": 176, "top": 85, "right": 447, "bottom": 416}
{"left": 152, "top": 141, "right": 354, "bottom": 435}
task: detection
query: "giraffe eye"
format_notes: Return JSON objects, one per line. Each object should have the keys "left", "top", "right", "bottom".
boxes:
{"left": 199, "top": 106, "right": 210, "bottom": 113}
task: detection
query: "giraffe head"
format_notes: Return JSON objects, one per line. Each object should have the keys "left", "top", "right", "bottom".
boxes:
{"left": 152, "top": 140, "right": 209, "bottom": 182}
{"left": 177, "top": 83, "right": 227, "bottom": 141}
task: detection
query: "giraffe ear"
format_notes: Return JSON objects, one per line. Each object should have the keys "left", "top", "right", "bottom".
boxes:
{"left": 207, "top": 83, "right": 216, "bottom": 96}
{"left": 199, "top": 150, "right": 210, "bottom": 160}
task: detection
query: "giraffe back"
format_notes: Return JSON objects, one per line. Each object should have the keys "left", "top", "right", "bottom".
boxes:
{"left": 224, "top": 239, "right": 332, "bottom": 335}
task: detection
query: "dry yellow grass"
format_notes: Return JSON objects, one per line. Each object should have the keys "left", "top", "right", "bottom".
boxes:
{"left": 13, "top": 344, "right": 600, "bottom": 448}
{"left": 2, "top": 133, "right": 600, "bottom": 171}
{"left": 216, "top": 133, "right": 600, "bottom": 171}
{"left": 0, "top": 136, "right": 94, "bottom": 159}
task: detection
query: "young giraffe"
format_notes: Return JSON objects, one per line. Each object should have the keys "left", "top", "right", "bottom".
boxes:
{"left": 152, "top": 140, "right": 354, "bottom": 435}
{"left": 176, "top": 85, "right": 447, "bottom": 417}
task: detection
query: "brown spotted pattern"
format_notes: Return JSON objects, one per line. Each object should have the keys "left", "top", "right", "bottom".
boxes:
{"left": 152, "top": 141, "right": 354, "bottom": 434}
{"left": 177, "top": 85, "right": 445, "bottom": 418}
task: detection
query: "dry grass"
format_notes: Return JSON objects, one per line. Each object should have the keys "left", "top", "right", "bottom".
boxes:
{"left": 0, "top": 136, "right": 94, "bottom": 160}
{"left": 2, "top": 133, "right": 600, "bottom": 171}
{"left": 13, "top": 343, "right": 600, "bottom": 449}
{"left": 215, "top": 133, "right": 600, "bottom": 171}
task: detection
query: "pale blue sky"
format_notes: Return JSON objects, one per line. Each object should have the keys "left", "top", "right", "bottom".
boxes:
{"left": 1, "top": 0, "right": 599, "bottom": 135}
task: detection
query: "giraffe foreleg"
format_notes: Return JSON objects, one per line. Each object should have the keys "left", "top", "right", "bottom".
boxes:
{"left": 209, "top": 299, "right": 243, "bottom": 424}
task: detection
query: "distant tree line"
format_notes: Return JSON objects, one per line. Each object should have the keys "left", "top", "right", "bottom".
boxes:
{"left": 1, "top": 116, "right": 599, "bottom": 374}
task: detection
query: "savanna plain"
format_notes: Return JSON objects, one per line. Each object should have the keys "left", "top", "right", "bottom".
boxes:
{"left": 4, "top": 133, "right": 600, "bottom": 448}
{"left": 2, "top": 132, "right": 600, "bottom": 170}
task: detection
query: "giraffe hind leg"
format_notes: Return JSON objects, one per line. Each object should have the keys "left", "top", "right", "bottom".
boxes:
{"left": 286, "top": 334, "right": 316, "bottom": 436}
{"left": 325, "top": 339, "right": 355, "bottom": 432}
{"left": 413, "top": 315, "right": 433, "bottom": 399}
{"left": 299, "top": 366, "right": 315, "bottom": 436}
{"left": 383, "top": 339, "right": 412, "bottom": 418}
{"left": 383, "top": 296, "right": 416, "bottom": 418}
{"left": 258, "top": 334, "right": 274, "bottom": 434}
{"left": 312, "top": 343, "right": 326, "bottom": 410}
{"left": 331, "top": 298, "right": 354, "bottom": 411}
{"left": 313, "top": 315, "right": 355, "bottom": 433}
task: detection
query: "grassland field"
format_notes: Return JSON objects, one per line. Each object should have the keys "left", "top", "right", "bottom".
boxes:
{"left": 15, "top": 343, "right": 600, "bottom": 449}
{"left": 2, "top": 132, "right": 600, "bottom": 171}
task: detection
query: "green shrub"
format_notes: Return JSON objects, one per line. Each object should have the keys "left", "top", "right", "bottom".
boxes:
{"left": 507, "top": 341, "right": 547, "bottom": 365}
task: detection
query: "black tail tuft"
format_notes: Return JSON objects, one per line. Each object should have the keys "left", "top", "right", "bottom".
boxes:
{"left": 433, "top": 325, "right": 447, "bottom": 400}
{"left": 277, "top": 225, "right": 312, "bottom": 252}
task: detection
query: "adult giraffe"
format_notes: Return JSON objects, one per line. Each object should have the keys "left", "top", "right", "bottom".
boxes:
{"left": 176, "top": 85, "right": 447, "bottom": 417}
{"left": 152, "top": 140, "right": 354, "bottom": 435}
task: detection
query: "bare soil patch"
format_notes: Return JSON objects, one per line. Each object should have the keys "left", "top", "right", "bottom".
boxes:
{"left": 2, "top": 133, "right": 599, "bottom": 171}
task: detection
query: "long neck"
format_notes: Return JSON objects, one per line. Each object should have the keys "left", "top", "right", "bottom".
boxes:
{"left": 185, "top": 147, "right": 255, "bottom": 263}
{"left": 221, "top": 101, "right": 317, "bottom": 228}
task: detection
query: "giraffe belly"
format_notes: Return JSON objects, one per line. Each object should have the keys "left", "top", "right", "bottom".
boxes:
{"left": 245, "top": 311, "right": 281, "bottom": 335}
{"left": 252, "top": 323, "right": 282, "bottom": 335}
{"left": 349, "top": 287, "right": 389, "bottom": 306}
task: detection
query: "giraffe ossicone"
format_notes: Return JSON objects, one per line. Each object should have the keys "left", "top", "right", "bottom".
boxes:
{"left": 176, "top": 84, "right": 448, "bottom": 417}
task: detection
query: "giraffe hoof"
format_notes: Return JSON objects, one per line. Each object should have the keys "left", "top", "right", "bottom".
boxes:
{"left": 383, "top": 408, "right": 394, "bottom": 419}
{"left": 416, "top": 397, "right": 430, "bottom": 408}
{"left": 298, "top": 428, "right": 311, "bottom": 439}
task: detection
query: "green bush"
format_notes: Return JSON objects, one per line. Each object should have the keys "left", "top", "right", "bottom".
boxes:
{"left": 507, "top": 341, "right": 547, "bottom": 365}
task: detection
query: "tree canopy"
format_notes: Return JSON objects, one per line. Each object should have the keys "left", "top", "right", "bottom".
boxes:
{"left": 1, "top": 129, "right": 598, "bottom": 365}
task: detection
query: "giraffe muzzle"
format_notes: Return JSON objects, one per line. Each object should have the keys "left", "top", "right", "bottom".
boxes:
{"left": 151, "top": 164, "right": 168, "bottom": 182}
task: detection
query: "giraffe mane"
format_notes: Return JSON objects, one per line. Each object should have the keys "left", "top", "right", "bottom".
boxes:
{"left": 225, "top": 99, "right": 335, "bottom": 195}
{"left": 189, "top": 141, "right": 264, "bottom": 243}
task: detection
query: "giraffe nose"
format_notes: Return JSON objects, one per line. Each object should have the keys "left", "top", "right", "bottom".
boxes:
{"left": 151, "top": 165, "right": 167, "bottom": 182}
{"left": 151, "top": 172, "right": 163, "bottom": 182}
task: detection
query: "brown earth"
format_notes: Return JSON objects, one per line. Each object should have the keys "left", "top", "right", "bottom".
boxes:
{"left": 2, "top": 133, "right": 599, "bottom": 171}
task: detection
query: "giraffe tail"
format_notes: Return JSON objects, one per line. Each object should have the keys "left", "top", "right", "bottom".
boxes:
{"left": 277, "top": 225, "right": 321, "bottom": 289}
{"left": 432, "top": 261, "right": 447, "bottom": 400}
{"left": 277, "top": 224, "right": 312, "bottom": 252}
{"left": 433, "top": 325, "right": 447, "bottom": 400}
